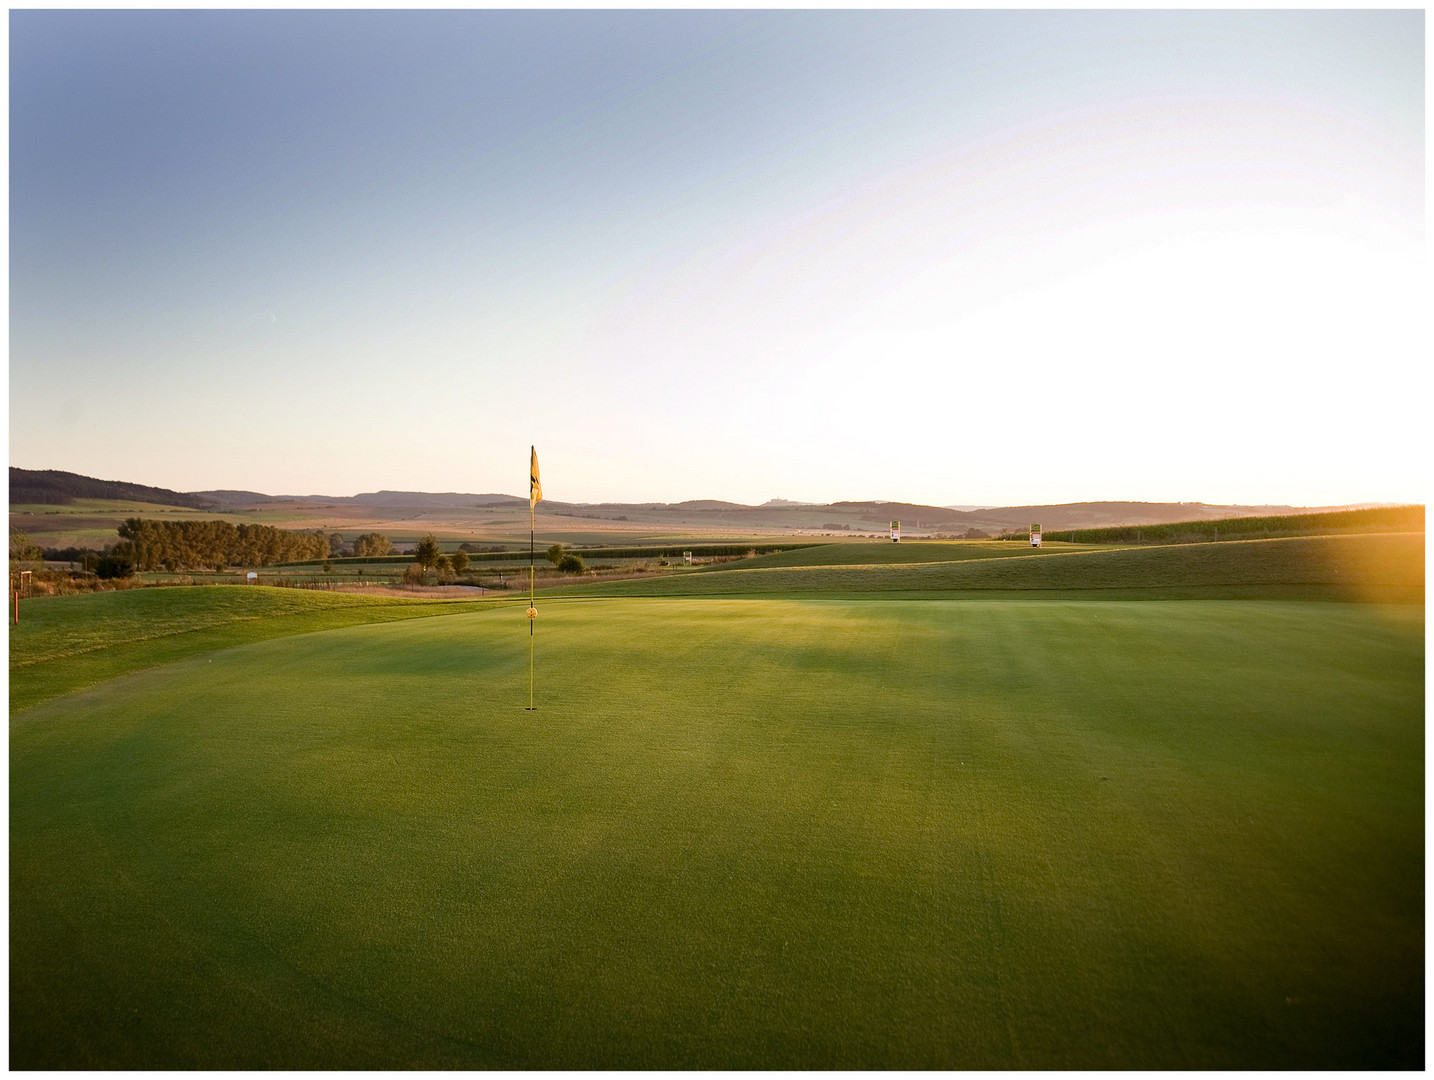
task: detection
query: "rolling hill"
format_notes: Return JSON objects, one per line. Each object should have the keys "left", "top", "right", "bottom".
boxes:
{"left": 9, "top": 468, "right": 213, "bottom": 509}
{"left": 10, "top": 467, "right": 1405, "bottom": 544}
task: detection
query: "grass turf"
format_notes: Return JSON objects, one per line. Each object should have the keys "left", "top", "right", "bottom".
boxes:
{"left": 720, "top": 539, "right": 1084, "bottom": 568}
{"left": 10, "top": 595, "right": 1423, "bottom": 1069}
{"left": 8, "top": 586, "right": 501, "bottom": 711}
{"left": 562, "top": 533, "right": 1424, "bottom": 603}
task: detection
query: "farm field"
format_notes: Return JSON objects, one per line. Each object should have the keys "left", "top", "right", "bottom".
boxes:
{"left": 9, "top": 498, "right": 337, "bottom": 550}
{"left": 8, "top": 535, "right": 1424, "bottom": 1068}
{"left": 10, "top": 495, "right": 830, "bottom": 552}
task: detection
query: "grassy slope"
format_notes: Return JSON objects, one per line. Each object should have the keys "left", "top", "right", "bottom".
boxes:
{"left": 8, "top": 587, "right": 503, "bottom": 712}
{"left": 562, "top": 533, "right": 1424, "bottom": 602}
{"left": 10, "top": 498, "right": 209, "bottom": 516}
{"left": 10, "top": 499, "right": 294, "bottom": 549}
{"left": 719, "top": 539, "right": 1086, "bottom": 568}
{"left": 10, "top": 598, "right": 1423, "bottom": 1069}
{"left": 1068, "top": 503, "right": 1424, "bottom": 544}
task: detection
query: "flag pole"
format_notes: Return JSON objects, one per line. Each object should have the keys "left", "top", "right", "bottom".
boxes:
{"left": 528, "top": 497, "right": 535, "bottom": 710}
{"left": 527, "top": 446, "right": 541, "bottom": 711}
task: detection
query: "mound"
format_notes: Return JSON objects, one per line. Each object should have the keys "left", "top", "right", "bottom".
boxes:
{"left": 9, "top": 587, "right": 487, "bottom": 711}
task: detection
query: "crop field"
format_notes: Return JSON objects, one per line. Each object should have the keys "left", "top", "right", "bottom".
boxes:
{"left": 8, "top": 534, "right": 1423, "bottom": 1068}
{"left": 10, "top": 494, "right": 823, "bottom": 553}
{"left": 9, "top": 499, "right": 329, "bottom": 550}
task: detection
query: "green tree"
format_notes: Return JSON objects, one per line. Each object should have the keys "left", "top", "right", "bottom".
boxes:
{"left": 546, "top": 543, "right": 565, "bottom": 566}
{"left": 353, "top": 533, "right": 392, "bottom": 557}
{"left": 415, "top": 535, "right": 441, "bottom": 570}
{"left": 450, "top": 550, "right": 470, "bottom": 573}
{"left": 95, "top": 553, "right": 135, "bottom": 579}
{"left": 557, "top": 553, "right": 585, "bottom": 574}
{"left": 9, "top": 528, "right": 42, "bottom": 567}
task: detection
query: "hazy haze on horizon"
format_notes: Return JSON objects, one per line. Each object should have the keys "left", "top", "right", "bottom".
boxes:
{"left": 8, "top": 10, "right": 1425, "bottom": 508}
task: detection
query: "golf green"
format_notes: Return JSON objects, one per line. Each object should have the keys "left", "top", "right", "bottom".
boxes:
{"left": 9, "top": 597, "right": 1423, "bottom": 1068}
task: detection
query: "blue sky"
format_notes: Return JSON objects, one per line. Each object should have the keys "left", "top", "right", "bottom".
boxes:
{"left": 8, "top": 9, "right": 1425, "bottom": 506}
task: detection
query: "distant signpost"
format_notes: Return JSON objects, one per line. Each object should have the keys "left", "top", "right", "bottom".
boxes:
{"left": 890, "top": 520, "right": 900, "bottom": 543}
{"left": 1030, "top": 523, "right": 1042, "bottom": 548}
{"left": 13, "top": 570, "right": 32, "bottom": 624}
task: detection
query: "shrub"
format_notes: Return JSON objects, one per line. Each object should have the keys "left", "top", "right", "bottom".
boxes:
{"left": 95, "top": 554, "right": 135, "bottom": 579}
{"left": 414, "top": 535, "right": 441, "bottom": 569}
{"left": 557, "top": 553, "right": 586, "bottom": 574}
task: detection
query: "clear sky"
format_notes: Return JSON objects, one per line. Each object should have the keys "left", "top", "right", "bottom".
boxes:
{"left": 8, "top": 9, "right": 1425, "bottom": 507}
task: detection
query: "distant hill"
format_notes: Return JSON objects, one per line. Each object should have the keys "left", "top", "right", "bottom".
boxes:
{"left": 190, "top": 489, "right": 290, "bottom": 505}
{"left": 954, "top": 501, "right": 1308, "bottom": 532}
{"left": 350, "top": 491, "right": 522, "bottom": 508}
{"left": 11, "top": 468, "right": 1399, "bottom": 537}
{"left": 9, "top": 468, "right": 214, "bottom": 510}
{"left": 193, "top": 489, "right": 522, "bottom": 508}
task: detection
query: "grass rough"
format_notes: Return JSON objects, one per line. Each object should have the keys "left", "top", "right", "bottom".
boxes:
{"left": 8, "top": 586, "right": 500, "bottom": 711}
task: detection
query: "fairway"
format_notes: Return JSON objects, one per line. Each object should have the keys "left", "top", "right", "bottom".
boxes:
{"left": 10, "top": 595, "right": 1423, "bottom": 1069}
{"left": 567, "top": 533, "right": 1424, "bottom": 602}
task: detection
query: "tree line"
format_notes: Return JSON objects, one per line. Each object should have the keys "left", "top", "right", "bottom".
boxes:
{"left": 112, "top": 518, "right": 330, "bottom": 572}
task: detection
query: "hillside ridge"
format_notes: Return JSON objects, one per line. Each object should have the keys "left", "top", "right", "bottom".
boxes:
{"left": 10, "top": 468, "right": 213, "bottom": 510}
{"left": 10, "top": 467, "right": 1403, "bottom": 533}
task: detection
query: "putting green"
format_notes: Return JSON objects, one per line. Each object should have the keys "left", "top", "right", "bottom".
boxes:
{"left": 10, "top": 598, "right": 1423, "bottom": 1068}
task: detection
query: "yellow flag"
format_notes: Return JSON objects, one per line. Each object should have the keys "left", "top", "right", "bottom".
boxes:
{"left": 529, "top": 446, "right": 542, "bottom": 508}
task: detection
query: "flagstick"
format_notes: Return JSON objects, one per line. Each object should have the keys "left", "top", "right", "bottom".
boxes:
{"left": 528, "top": 500, "right": 535, "bottom": 710}
{"left": 526, "top": 445, "right": 542, "bottom": 711}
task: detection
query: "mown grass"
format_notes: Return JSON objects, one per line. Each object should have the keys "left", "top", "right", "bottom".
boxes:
{"left": 8, "top": 586, "right": 501, "bottom": 711}
{"left": 562, "top": 533, "right": 1424, "bottom": 603}
{"left": 720, "top": 539, "right": 1086, "bottom": 568}
{"left": 10, "top": 597, "right": 1422, "bottom": 1069}
{"left": 1067, "top": 503, "right": 1424, "bottom": 545}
